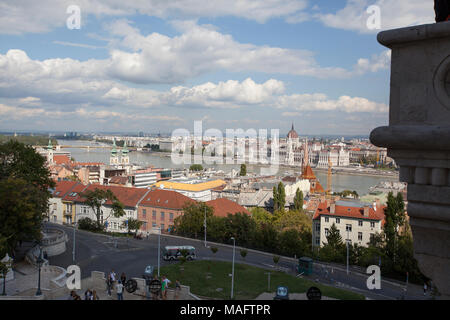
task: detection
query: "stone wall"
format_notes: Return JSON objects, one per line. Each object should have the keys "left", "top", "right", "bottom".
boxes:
{"left": 371, "top": 21, "right": 450, "bottom": 298}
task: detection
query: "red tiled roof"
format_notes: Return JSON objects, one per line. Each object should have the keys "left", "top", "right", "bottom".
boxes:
{"left": 301, "top": 165, "right": 317, "bottom": 180}
{"left": 53, "top": 155, "right": 71, "bottom": 165}
{"left": 139, "top": 189, "right": 195, "bottom": 210}
{"left": 52, "top": 181, "right": 78, "bottom": 198}
{"left": 313, "top": 201, "right": 385, "bottom": 221}
{"left": 75, "top": 185, "right": 149, "bottom": 208}
{"left": 206, "top": 198, "right": 251, "bottom": 218}
{"left": 62, "top": 183, "right": 89, "bottom": 202}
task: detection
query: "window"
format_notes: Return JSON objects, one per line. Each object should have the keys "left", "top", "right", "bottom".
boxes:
{"left": 152, "top": 210, "right": 156, "bottom": 219}
{"left": 142, "top": 209, "right": 146, "bottom": 218}
{"left": 325, "top": 217, "right": 329, "bottom": 223}
{"left": 325, "top": 228, "right": 329, "bottom": 237}
{"left": 161, "top": 212, "right": 165, "bottom": 219}
{"left": 370, "top": 222, "right": 375, "bottom": 228}
{"left": 161, "top": 223, "right": 165, "bottom": 230}
{"left": 152, "top": 223, "right": 157, "bottom": 227}
{"left": 169, "top": 213, "right": 174, "bottom": 221}
{"left": 315, "top": 237, "right": 320, "bottom": 246}
{"left": 315, "top": 223, "right": 320, "bottom": 232}
{"left": 358, "top": 220, "right": 363, "bottom": 227}
{"left": 346, "top": 224, "right": 352, "bottom": 232}
{"left": 336, "top": 218, "right": 340, "bottom": 224}
{"left": 358, "top": 232, "right": 363, "bottom": 241}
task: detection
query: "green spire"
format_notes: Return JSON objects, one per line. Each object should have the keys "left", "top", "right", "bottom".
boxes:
{"left": 122, "top": 140, "right": 128, "bottom": 155}
{"left": 47, "top": 139, "right": 53, "bottom": 150}
{"left": 111, "top": 138, "right": 117, "bottom": 155}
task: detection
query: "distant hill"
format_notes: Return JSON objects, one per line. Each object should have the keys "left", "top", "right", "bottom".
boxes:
{"left": 0, "top": 135, "right": 57, "bottom": 146}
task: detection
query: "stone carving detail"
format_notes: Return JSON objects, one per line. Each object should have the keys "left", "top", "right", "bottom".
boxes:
{"left": 433, "top": 54, "right": 450, "bottom": 112}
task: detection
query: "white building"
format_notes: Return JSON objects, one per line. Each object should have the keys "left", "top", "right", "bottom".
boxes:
{"left": 312, "top": 200, "right": 384, "bottom": 248}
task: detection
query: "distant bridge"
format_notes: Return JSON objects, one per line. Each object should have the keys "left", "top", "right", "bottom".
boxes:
{"left": 58, "top": 145, "right": 141, "bottom": 151}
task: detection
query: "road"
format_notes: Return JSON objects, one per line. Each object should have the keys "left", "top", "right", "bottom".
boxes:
{"left": 47, "top": 223, "right": 431, "bottom": 300}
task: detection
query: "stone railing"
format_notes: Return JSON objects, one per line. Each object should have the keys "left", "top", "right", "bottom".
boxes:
{"left": 370, "top": 21, "right": 450, "bottom": 298}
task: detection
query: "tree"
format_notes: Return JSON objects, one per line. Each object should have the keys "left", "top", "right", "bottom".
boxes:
{"left": 0, "top": 141, "right": 54, "bottom": 253}
{"left": 81, "top": 188, "right": 125, "bottom": 229}
{"left": 250, "top": 208, "right": 274, "bottom": 225}
{"left": 273, "top": 210, "right": 311, "bottom": 233}
{"left": 174, "top": 202, "right": 213, "bottom": 238}
{"left": 277, "top": 182, "right": 286, "bottom": 210}
{"left": 272, "top": 186, "right": 279, "bottom": 211}
{"left": 240, "top": 249, "right": 248, "bottom": 260}
{"left": 383, "top": 192, "right": 405, "bottom": 263}
{"left": 240, "top": 164, "right": 247, "bottom": 176}
{"left": 325, "top": 223, "right": 343, "bottom": 250}
{"left": 210, "top": 247, "right": 218, "bottom": 255}
{"left": 124, "top": 218, "right": 144, "bottom": 236}
{"left": 189, "top": 164, "right": 203, "bottom": 172}
{"left": 273, "top": 255, "right": 280, "bottom": 267}
{"left": 293, "top": 188, "right": 304, "bottom": 211}
{"left": 223, "top": 213, "right": 257, "bottom": 247}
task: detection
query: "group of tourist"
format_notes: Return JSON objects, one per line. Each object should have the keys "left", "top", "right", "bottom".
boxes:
{"left": 106, "top": 270, "right": 126, "bottom": 300}
{"left": 68, "top": 289, "right": 99, "bottom": 300}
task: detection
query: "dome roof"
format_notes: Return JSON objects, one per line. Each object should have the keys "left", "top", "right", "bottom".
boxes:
{"left": 287, "top": 123, "right": 299, "bottom": 139}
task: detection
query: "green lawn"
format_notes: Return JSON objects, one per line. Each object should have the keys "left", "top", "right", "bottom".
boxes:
{"left": 160, "top": 260, "right": 365, "bottom": 300}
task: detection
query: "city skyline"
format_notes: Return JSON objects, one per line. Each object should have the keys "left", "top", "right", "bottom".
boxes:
{"left": 0, "top": 1, "right": 433, "bottom": 134}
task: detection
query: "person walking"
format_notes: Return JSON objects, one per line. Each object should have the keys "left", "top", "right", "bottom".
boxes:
{"left": 84, "top": 289, "right": 93, "bottom": 300}
{"left": 162, "top": 276, "right": 171, "bottom": 300}
{"left": 92, "top": 290, "right": 100, "bottom": 300}
{"left": 120, "top": 272, "right": 126, "bottom": 286}
{"left": 116, "top": 280, "right": 124, "bottom": 300}
{"left": 106, "top": 274, "right": 112, "bottom": 296}
{"left": 424, "top": 282, "right": 428, "bottom": 296}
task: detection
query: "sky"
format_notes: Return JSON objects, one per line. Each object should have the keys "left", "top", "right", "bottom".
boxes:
{"left": 0, "top": 0, "right": 434, "bottom": 136}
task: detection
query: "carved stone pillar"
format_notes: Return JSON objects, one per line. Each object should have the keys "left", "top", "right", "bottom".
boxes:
{"left": 371, "top": 22, "right": 450, "bottom": 298}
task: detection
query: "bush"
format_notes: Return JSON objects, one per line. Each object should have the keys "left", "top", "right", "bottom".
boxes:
{"left": 78, "top": 217, "right": 103, "bottom": 232}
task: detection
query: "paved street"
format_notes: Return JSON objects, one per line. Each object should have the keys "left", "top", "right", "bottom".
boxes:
{"left": 46, "top": 222, "right": 433, "bottom": 300}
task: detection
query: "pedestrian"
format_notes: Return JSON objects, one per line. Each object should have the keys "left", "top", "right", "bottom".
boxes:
{"left": 110, "top": 270, "right": 117, "bottom": 283}
{"left": 175, "top": 279, "right": 181, "bottom": 299}
{"left": 92, "top": 290, "right": 100, "bottom": 300}
{"left": 68, "top": 290, "right": 77, "bottom": 300}
{"left": 84, "top": 289, "right": 93, "bottom": 300}
{"left": 116, "top": 280, "right": 124, "bottom": 300}
{"left": 424, "top": 282, "right": 428, "bottom": 296}
{"left": 162, "top": 276, "right": 171, "bottom": 300}
{"left": 120, "top": 272, "right": 126, "bottom": 286}
{"left": 106, "top": 274, "right": 112, "bottom": 296}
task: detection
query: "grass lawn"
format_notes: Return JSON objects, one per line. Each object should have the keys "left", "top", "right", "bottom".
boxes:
{"left": 160, "top": 260, "right": 365, "bottom": 300}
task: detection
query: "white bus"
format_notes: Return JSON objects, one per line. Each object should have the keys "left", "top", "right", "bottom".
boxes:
{"left": 163, "top": 245, "right": 196, "bottom": 261}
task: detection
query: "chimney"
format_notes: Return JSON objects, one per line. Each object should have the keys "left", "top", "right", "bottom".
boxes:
{"left": 373, "top": 201, "right": 377, "bottom": 212}
{"left": 330, "top": 203, "right": 336, "bottom": 214}
{"left": 363, "top": 206, "right": 370, "bottom": 217}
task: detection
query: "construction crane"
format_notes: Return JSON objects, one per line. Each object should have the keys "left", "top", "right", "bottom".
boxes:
{"left": 327, "top": 157, "right": 332, "bottom": 198}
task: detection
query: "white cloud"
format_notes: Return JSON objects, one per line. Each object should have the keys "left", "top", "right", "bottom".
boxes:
{"left": 0, "top": 0, "right": 309, "bottom": 35}
{"left": 316, "top": 0, "right": 433, "bottom": 34}
{"left": 105, "top": 20, "right": 389, "bottom": 83}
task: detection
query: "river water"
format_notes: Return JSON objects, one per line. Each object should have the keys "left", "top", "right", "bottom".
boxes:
{"left": 59, "top": 139, "right": 398, "bottom": 196}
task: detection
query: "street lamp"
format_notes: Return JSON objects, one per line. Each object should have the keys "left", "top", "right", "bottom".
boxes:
{"left": 72, "top": 221, "right": 77, "bottom": 263}
{"left": 204, "top": 206, "right": 207, "bottom": 248}
{"left": 157, "top": 226, "right": 161, "bottom": 277}
{"left": 346, "top": 229, "right": 350, "bottom": 275}
{"left": 36, "top": 246, "right": 44, "bottom": 296}
{"left": 230, "top": 237, "right": 235, "bottom": 300}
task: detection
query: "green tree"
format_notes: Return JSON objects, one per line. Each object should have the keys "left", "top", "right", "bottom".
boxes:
{"left": 272, "top": 186, "right": 279, "bottom": 211}
{"left": 81, "top": 188, "right": 125, "bottom": 229}
{"left": 250, "top": 207, "right": 274, "bottom": 225}
{"left": 273, "top": 255, "right": 280, "bottom": 267}
{"left": 240, "top": 249, "right": 248, "bottom": 260}
{"left": 325, "top": 223, "right": 343, "bottom": 250}
{"left": 277, "top": 182, "right": 286, "bottom": 210}
{"left": 240, "top": 164, "right": 247, "bottom": 176}
{"left": 174, "top": 202, "right": 213, "bottom": 238}
{"left": 189, "top": 164, "right": 203, "bottom": 172}
{"left": 383, "top": 192, "right": 405, "bottom": 263}
{"left": 273, "top": 210, "right": 311, "bottom": 233}
{"left": 124, "top": 218, "right": 144, "bottom": 236}
{"left": 223, "top": 213, "right": 257, "bottom": 247}
{"left": 293, "top": 188, "right": 304, "bottom": 211}
{"left": 210, "top": 247, "right": 218, "bottom": 255}
{"left": 0, "top": 141, "right": 54, "bottom": 253}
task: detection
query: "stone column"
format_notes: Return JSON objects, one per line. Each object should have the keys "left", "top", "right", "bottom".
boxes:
{"left": 371, "top": 22, "right": 450, "bottom": 298}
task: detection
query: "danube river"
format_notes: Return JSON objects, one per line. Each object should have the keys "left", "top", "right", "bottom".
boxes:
{"left": 59, "top": 139, "right": 398, "bottom": 196}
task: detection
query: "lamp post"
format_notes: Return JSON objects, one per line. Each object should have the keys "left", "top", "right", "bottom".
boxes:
{"left": 346, "top": 229, "right": 349, "bottom": 275}
{"left": 72, "top": 221, "right": 76, "bottom": 264}
{"left": 230, "top": 237, "right": 235, "bottom": 300}
{"left": 204, "top": 206, "right": 207, "bottom": 248}
{"left": 157, "top": 226, "right": 161, "bottom": 277}
{"left": 36, "top": 246, "right": 44, "bottom": 296}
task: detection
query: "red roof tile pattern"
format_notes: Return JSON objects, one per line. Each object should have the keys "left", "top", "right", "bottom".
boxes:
{"left": 52, "top": 181, "right": 78, "bottom": 198}
{"left": 206, "top": 198, "right": 251, "bottom": 218}
{"left": 75, "top": 185, "right": 149, "bottom": 208}
{"left": 313, "top": 201, "right": 385, "bottom": 221}
{"left": 53, "top": 155, "right": 71, "bottom": 165}
{"left": 139, "top": 189, "right": 195, "bottom": 210}
{"left": 62, "top": 183, "right": 89, "bottom": 201}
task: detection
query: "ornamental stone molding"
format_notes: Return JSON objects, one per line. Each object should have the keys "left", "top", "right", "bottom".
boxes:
{"left": 371, "top": 22, "right": 450, "bottom": 298}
